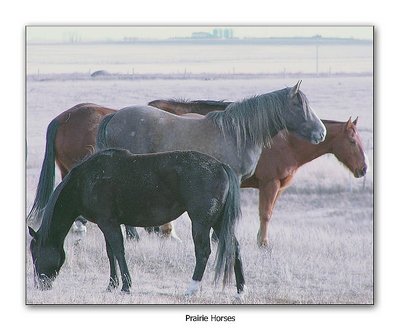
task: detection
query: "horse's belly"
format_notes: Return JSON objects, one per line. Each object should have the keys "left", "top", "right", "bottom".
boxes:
{"left": 121, "top": 202, "right": 185, "bottom": 227}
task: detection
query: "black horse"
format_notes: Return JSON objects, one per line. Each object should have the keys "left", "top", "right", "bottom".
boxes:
{"left": 28, "top": 149, "right": 243, "bottom": 296}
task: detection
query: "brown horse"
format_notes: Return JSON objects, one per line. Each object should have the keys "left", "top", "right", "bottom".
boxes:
{"left": 28, "top": 100, "right": 367, "bottom": 247}
{"left": 148, "top": 99, "right": 231, "bottom": 115}
{"left": 243, "top": 117, "right": 368, "bottom": 246}
{"left": 27, "top": 103, "right": 116, "bottom": 228}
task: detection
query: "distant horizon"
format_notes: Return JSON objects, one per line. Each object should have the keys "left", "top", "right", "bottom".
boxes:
{"left": 27, "top": 35, "right": 373, "bottom": 45}
{"left": 26, "top": 26, "right": 373, "bottom": 43}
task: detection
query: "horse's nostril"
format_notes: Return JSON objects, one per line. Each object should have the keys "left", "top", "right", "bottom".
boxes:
{"left": 356, "top": 166, "right": 367, "bottom": 178}
{"left": 314, "top": 130, "right": 326, "bottom": 143}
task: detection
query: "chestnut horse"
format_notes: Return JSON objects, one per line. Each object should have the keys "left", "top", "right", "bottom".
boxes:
{"left": 27, "top": 103, "right": 116, "bottom": 228}
{"left": 151, "top": 100, "right": 369, "bottom": 246}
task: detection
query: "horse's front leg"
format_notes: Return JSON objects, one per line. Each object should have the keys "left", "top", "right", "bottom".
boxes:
{"left": 185, "top": 222, "right": 211, "bottom": 296}
{"left": 257, "top": 180, "right": 281, "bottom": 247}
{"left": 103, "top": 236, "right": 119, "bottom": 291}
{"left": 98, "top": 220, "right": 132, "bottom": 293}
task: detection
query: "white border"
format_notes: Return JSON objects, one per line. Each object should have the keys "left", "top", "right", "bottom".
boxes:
{"left": 4, "top": 0, "right": 397, "bottom": 330}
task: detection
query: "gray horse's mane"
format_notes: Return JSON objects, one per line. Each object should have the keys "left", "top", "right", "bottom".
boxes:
{"left": 205, "top": 88, "right": 290, "bottom": 152}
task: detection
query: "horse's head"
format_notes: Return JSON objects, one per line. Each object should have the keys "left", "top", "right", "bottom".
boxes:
{"left": 28, "top": 227, "right": 65, "bottom": 290}
{"left": 333, "top": 117, "right": 369, "bottom": 178}
{"left": 284, "top": 80, "right": 326, "bottom": 145}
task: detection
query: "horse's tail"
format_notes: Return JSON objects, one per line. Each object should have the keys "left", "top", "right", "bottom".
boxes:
{"left": 27, "top": 118, "right": 59, "bottom": 224}
{"left": 214, "top": 163, "right": 241, "bottom": 287}
{"left": 96, "top": 113, "right": 115, "bottom": 151}
{"left": 37, "top": 165, "right": 81, "bottom": 241}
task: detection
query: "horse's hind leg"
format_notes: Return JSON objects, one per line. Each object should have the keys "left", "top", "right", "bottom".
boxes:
{"left": 125, "top": 225, "right": 140, "bottom": 241}
{"left": 144, "top": 226, "right": 160, "bottom": 235}
{"left": 98, "top": 220, "right": 132, "bottom": 293}
{"left": 185, "top": 221, "right": 211, "bottom": 296}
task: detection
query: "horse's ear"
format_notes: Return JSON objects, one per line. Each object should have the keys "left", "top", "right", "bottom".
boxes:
{"left": 353, "top": 116, "right": 359, "bottom": 126}
{"left": 289, "top": 80, "right": 302, "bottom": 98}
{"left": 28, "top": 226, "right": 38, "bottom": 240}
{"left": 344, "top": 117, "right": 353, "bottom": 131}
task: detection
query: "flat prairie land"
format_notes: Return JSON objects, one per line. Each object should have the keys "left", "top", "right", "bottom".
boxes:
{"left": 26, "top": 74, "right": 373, "bottom": 304}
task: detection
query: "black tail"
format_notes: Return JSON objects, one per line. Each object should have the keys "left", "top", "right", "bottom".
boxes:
{"left": 37, "top": 166, "right": 81, "bottom": 241}
{"left": 27, "top": 119, "right": 59, "bottom": 224}
{"left": 96, "top": 113, "right": 115, "bottom": 151}
{"left": 214, "top": 164, "right": 241, "bottom": 286}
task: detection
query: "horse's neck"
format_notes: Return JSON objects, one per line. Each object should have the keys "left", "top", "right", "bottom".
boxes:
{"left": 39, "top": 205, "right": 75, "bottom": 249}
{"left": 240, "top": 142, "right": 264, "bottom": 178}
{"left": 291, "top": 122, "right": 340, "bottom": 166}
{"left": 216, "top": 104, "right": 282, "bottom": 175}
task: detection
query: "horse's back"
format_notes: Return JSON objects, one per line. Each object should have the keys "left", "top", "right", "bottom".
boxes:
{"left": 55, "top": 103, "right": 116, "bottom": 123}
{"left": 54, "top": 103, "right": 117, "bottom": 172}
{"left": 103, "top": 105, "right": 256, "bottom": 177}
{"left": 106, "top": 105, "right": 217, "bottom": 154}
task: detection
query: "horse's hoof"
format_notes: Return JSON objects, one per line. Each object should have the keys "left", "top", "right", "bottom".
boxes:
{"left": 233, "top": 286, "right": 247, "bottom": 302}
{"left": 106, "top": 281, "right": 119, "bottom": 292}
{"left": 257, "top": 236, "right": 271, "bottom": 249}
{"left": 184, "top": 280, "right": 201, "bottom": 297}
{"left": 72, "top": 222, "right": 87, "bottom": 234}
{"left": 121, "top": 288, "right": 131, "bottom": 294}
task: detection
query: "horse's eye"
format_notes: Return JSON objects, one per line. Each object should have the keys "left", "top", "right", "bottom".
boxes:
{"left": 350, "top": 139, "right": 356, "bottom": 145}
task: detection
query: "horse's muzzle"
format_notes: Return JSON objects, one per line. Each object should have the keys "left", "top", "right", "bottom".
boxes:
{"left": 354, "top": 165, "right": 368, "bottom": 178}
{"left": 310, "top": 129, "right": 326, "bottom": 144}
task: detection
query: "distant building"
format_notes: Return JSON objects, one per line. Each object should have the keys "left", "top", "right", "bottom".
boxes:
{"left": 212, "top": 28, "right": 223, "bottom": 38}
{"left": 192, "top": 28, "right": 234, "bottom": 39}
{"left": 191, "top": 32, "right": 213, "bottom": 39}
{"left": 223, "top": 28, "right": 233, "bottom": 39}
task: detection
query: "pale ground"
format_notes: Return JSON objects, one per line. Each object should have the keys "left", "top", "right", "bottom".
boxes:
{"left": 26, "top": 74, "right": 373, "bottom": 304}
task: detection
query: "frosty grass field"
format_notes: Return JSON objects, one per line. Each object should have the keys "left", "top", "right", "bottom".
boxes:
{"left": 26, "top": 73, "right": 373, "bottom": 304}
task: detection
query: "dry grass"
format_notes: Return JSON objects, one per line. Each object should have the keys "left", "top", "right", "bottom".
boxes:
{"left": 26, "top": 188, "right": 373, "bottom": 305}
{"left": 26, "top": 75, "right": 373, "bottom": 305}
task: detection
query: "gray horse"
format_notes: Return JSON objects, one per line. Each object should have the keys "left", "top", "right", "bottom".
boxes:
{"left": 97, "top": 81, "right": 326, "bottom": 184}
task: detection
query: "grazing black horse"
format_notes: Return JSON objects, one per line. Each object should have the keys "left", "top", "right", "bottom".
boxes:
{"left": 28, "top": 149, "right": 243, "bottom": 296}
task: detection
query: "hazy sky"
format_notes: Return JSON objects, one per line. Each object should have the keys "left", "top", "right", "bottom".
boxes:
{"left": 27, "top": 26, "right": 373, "bottom": 42}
